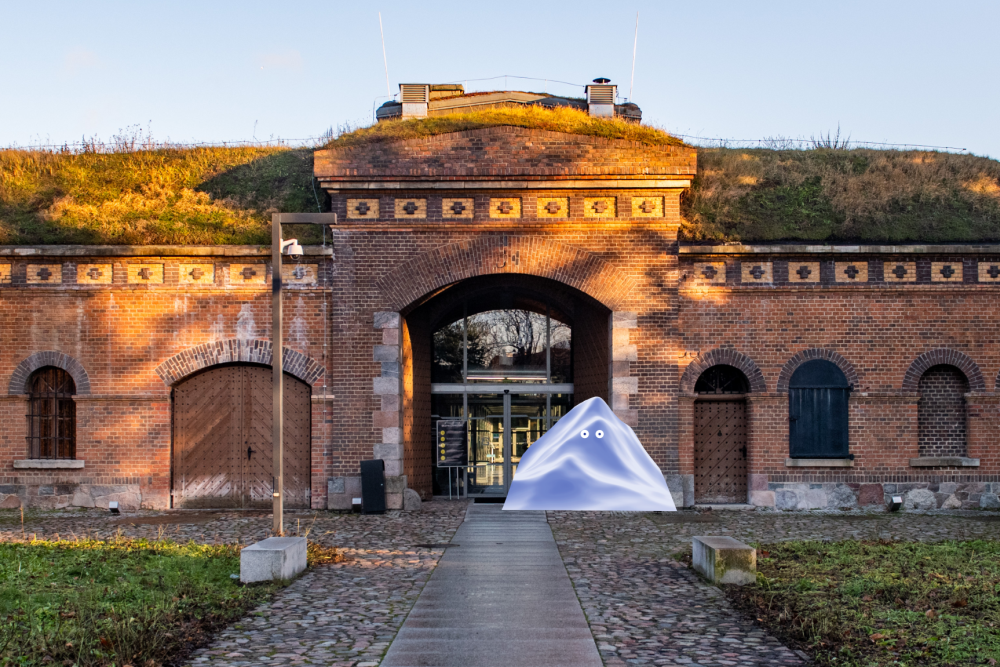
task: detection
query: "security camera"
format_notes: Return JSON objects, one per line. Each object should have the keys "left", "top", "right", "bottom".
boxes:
{"left": 281, "top": 239, "right": 304, "bottom": 257}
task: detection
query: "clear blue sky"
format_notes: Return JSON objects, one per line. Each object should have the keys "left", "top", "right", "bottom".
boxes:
{"left": 2, "top": 0, "right": 997, "bottom": 158}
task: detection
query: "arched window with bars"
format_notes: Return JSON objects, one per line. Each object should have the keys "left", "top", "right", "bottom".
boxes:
{"left": 27, "top": 367, "right": 76, "bottom": 460}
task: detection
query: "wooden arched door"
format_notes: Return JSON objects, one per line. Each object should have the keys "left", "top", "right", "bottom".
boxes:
{"left": 694, "top": 365, "right": 749, "bottom": 504}
{"left": 172, "top": 365, "right": 311, "bottom": 508}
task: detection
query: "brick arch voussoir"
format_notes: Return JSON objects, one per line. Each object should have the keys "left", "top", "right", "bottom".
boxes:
{"left": 903, "top": 349, "right": 985, "bottom": 392}
{"left": 154, "top": 339, "right": 324, "bottom": 387}
{"left": 776, "top": 348, "right": 858, "bottom": 393}
{"left": 8, "top": 351, "right": 92, "bottom": 396}
{"left": 378, "top": 236, "right": 634, "bottom": 313}
{"left": 680, "top": 348, "right": 766, "bottom": 394}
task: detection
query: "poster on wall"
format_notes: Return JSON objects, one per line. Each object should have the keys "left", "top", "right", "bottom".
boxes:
{"left": 436, "top": 420, "right": 468, "bottom": 467}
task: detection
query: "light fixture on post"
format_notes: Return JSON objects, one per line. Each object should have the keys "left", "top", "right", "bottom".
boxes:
{"left": 271, "top": 212, "right": 337, "bottom": 536}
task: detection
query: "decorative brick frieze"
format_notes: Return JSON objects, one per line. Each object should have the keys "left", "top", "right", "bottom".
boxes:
{"left": 77, "top": 264, "right": 113, "bottom": 285}
{"left": 26, "top": 264, "right": 62, "bottom": 285}
{"left": 692, "top": 262, "right": 726, "bottom": 285}
{"left": 740, "top": 261, "right": 773, "bottom": 284}
{"left": 9, "top": 351, "right": 91, "bottom": 395}
{"left": 835, "top": 261, "right": 868, "bottom": 282}
{"left": 281, "top": 264, "right": 318, "bottom": 286}
{"left": 394, "top": 198, "right": 427, "bottom": 219}
{"left": 153, "top": 339, "right": 324, "bottom": 387}
{"left": 228, "top": 263, "right": 266, "bottom": 285}
{"left": 883, "top": 261, "right": 916, "bottom": 282}
{"left": 179, "top": 263, "right": 215, "bottom": 285}
{"left": 347, "top": 198, "right": 380, "bottom": 219}
{"left": 442, "top": 198, "right": 474, "bottom": 219}
{"left": 584, "top": 197, "right": 616, "bottom": 218}
{"left": 489, "top": 197, "right": 521, "bottom": 218}
{"left": 127, "top": 263, "right": 164, "bottom": 284}
{"left": 930, "top": 261, "right": 963, "bottom": 283}
{"left": 978, "top": 261, "right": 1000, "bottom": 282}
{"left": 536, "top": 197, "right": 569, "bottom": 219}
{"left": 902, "top": 348, "right": 985, "bottom": 392}
{"left": 787, "top": 261, "right": 820, "bottom": 283}
{"left": 631, "top": 196, "right": 664, "bottom": 217}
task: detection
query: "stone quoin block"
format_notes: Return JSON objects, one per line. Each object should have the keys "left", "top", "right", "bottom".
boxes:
{"left": 693, "top": 536, "right": 756, "bottom": 585}
{"left": 240, "top": 537, "right": 307, "bottom": 583}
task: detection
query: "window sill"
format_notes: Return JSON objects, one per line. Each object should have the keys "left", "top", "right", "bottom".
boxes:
{"left": 909, "top": 457, "right": 979, "bottom": 468}
{"left": 785, "top": 458, "right": 854, "bottom": 467}
{"left": 13, "top": 459, "right": 84, "bottom": 469}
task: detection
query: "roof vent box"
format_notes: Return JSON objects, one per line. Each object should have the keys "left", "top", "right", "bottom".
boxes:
{"left": 399, "top": 83, "right": 430, "bottom": 118}
{"left": 586, "top": 79, "right": 616, "bottom": 118}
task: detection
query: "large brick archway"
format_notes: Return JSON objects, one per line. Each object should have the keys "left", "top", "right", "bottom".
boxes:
{"left": 377, "top": 235, "right": 635, "bottom": 313}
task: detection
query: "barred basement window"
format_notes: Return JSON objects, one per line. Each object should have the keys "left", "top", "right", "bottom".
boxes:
{"left": 27, "top": 367, "right": 76, "bottom": 459}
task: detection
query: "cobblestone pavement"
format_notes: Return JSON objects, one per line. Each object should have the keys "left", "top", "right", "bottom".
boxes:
{"left": 0, "top": 501, "right": 469, "bottom": 667}
{"left": 5, "top": 505, "right": 1000, "bottom": 666}
{"left": 548, "top": 508, "right": 1000, "bottom": 667}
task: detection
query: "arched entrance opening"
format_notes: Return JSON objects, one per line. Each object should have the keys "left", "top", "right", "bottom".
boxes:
{"left": 693, "top": 365, "right": 749, "bottom": 504}
{"left": 171, "top": 364, "right": 311, "bottom": 508}
{"left": 401, "top": 274, "right": 612, "bottom": 499}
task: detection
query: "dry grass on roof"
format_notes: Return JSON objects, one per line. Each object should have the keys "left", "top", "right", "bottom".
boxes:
{"left": 682, "top": 148, "right": 1000, "bottom": 243}
{"left": 324, "top": 105, "right": 687, "bottom": 149}
{"left": 0, "top": 144, "right": 321, "bottom": 246}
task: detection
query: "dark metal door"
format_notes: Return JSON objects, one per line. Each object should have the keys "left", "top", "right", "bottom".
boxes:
{"left": 788, "top": 360, "right": 850, "bottom": 459}
{"left": 694, "top": 399, "right": 747, "bottom": 504}
{"left": 172, "top": 366, "right": 311, "bottom": 508}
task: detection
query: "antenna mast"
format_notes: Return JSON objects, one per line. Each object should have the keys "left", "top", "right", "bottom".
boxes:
{"left": 379, "top": 12, "right": 391, "bottom": 98}
{"left": 629, "top": 12, "right": 639, "bottom": 102}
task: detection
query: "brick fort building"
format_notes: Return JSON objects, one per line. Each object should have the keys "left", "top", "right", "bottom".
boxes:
{"left": 2, "top": 82, "right": 999, "bottom": 512}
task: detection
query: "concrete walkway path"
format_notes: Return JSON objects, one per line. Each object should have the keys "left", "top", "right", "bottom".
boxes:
{"left": 380, "top": 503, "right": 602, "bottom": 667}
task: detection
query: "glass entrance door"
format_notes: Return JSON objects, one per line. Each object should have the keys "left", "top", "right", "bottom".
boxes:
{"left": 432, "top": 392, "right": 572, "bottom": 497}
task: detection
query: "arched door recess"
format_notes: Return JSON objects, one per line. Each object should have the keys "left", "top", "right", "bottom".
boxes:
{"left": 788, "top": 360, "right": 850, "bottom": 459}
{"left": 171, "top": 365, "right": 311, "bottom": 508}
{"left": 693, "top": 365, "right": 749, "bottom": 504}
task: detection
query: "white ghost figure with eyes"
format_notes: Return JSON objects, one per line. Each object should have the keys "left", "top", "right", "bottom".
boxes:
{"left": 503, "top": 397, "right": 677, "bottom": 511}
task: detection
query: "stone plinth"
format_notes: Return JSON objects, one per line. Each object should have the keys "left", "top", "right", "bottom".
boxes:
{"left": 693, "top": 536, "right": 756, "bottom": 585}
{"left": 240, "top": 537, "right": 307, "bottom": 583}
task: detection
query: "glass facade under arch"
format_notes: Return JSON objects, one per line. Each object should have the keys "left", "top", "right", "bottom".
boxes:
{"left": 430, "top": 306, "right": 574, "bottom": 497}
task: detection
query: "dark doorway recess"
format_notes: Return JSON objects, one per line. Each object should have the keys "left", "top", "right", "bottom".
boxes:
{"left": 171, "top": 365, "right": 311, "bottom": 508}
{"left": 788, "top": 359, "right": 850, "bottom": 459}
{"left": 694, "top": 365, "right": 748, "bottom": 504}
{"left": 401, "top": 274, "right": 611, "bottom": 500}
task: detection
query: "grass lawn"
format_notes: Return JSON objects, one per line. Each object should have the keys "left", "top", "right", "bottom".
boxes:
{"left": 725, "top": 539, "right": 1000, "bottom": 666}
{"left": 0, "top": 536, "right": 280, "bottom": 667}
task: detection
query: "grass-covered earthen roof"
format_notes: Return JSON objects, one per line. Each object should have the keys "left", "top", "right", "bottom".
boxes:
{"left": 326, "top": 106, "right": 686, "bottom": 149}
{"left": 1, "top": 112, "right": 998, "bottom": 245}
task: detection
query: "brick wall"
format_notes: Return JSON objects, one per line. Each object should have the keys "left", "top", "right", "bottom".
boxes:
{"left": 0, "top": 253, "right": 332, "bottom": 509}
{"left": 917, "top": 365, "right": 969, "bottom": 457}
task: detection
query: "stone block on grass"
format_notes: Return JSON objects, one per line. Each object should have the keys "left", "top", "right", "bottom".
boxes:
{"left": 693, "top": 536, "right": 756, "bottom": 585}
{"left": 240, "top": 537, "right": 307, "bottom": 583}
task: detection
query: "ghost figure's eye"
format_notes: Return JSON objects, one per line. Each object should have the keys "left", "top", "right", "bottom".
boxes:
{"left": 596, "top": 430, "right": 605, "bottom": 438}
{"left": 580, "top": 430, "right": 590, "bottom": 439}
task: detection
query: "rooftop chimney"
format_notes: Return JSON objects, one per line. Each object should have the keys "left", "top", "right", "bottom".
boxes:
{"left": 399, "top": 84, "right": 430, "bottom": 119}
{"left": 585, "top": 78, "right": 616, "bottom": 118}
